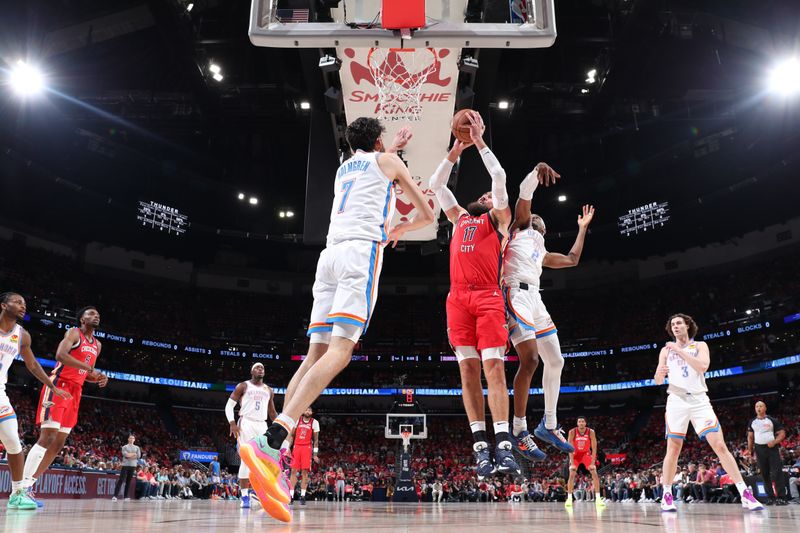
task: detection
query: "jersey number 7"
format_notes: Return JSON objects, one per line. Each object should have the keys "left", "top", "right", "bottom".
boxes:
{"left": 338, "top": 179, "right": 356, "bottom": 213}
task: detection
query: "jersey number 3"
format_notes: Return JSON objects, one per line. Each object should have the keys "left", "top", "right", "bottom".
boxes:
{"left": 338, "top": 179, "right": 356, "bottom": 213}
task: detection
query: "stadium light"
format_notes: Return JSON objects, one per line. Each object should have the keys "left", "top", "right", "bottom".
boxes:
{"left": 768, "top": 58, "right": 800, "bottom": 96}
{"left": 9, "top": 60, "right": 44, "bottom": 97}
{"left": 286, "top": 210, "right": 295, "bottom": 218}
{"left": 209, "top": 63, "right": 221, "bottom": 74}
{"left": 586, "top": 68, "right": 597, "bottom": 84}
{"left": 279, "top": 211, "right": 286, "bottom": 218}
{"left": 558, "top": 195, "right": 567, "bottom": 202}
{"left": 248, "top": 197, "right": 258, "bottom": 205}
{"left": 498, "top": 100, "right": 509, "bottom": 110}
{"left": 237, "top": 192, "right": 245, "bottom": 200}
{"left": 299, "top": 101, "right": 311, "bottom": 110}
{"left": 186, "top": 3, "right": 194, "bottom": 11}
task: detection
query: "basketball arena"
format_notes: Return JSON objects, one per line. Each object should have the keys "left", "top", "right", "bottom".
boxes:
{"left": 1, "top": 1, "right": 799, "bottom": 531}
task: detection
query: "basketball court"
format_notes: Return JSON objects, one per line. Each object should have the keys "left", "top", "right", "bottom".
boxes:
{"left": 5, "top": 500, "right": 798, "bottom": 532}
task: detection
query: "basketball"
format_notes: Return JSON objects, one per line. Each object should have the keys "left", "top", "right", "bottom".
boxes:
{"left": 451, "top": 109, "right": 474, "bottom": 143}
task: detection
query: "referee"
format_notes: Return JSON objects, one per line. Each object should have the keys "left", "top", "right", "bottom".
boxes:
{"left": 747, "top": 401, "right": 788, "bottom": 505}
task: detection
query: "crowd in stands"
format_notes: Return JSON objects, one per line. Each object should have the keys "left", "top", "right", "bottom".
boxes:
{"left": 1, "top": 383, "right": 798, "bottom": 504}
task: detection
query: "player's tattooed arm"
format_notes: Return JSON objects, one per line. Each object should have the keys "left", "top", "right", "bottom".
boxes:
{"left": 665, "top": 341, "right": 710, "bottom": 374}
{"left": 654, "top": 347, "right": 669, "bottom": 385}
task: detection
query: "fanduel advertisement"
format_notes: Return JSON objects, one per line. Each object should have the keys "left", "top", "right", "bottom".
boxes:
{"left": 338, "top": 47, "right": 460, "bottom": 241}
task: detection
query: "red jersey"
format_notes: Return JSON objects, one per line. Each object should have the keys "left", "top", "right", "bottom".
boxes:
{"left": 449, "top": 213, "right": 504, "bottom": 287}
{"left": 294, "top": 417, "right": 317, "bottom": 447}
{"left": 573, "top": 428, "right": 591, "bottom": 454}
{"left": 52, "top": 329, "right": 99, "bottom": 386}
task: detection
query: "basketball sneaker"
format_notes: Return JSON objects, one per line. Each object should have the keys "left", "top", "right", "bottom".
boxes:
{"left": 300, "top": 497, "right": 306, "bottom": 506}
{"left": 8, "top": 489, "right": 37, "bottom": 510}
{"left": 494, "top": 446, "right": 521, "bottom": 475}
{"left": 660, "top": 492, "right": 677, "bottom": 512}
{"left": 595, "top": 497, "right": 607, "bottom": 509}
{"left": 740, "top": 489, "right": 764, "bottom": 511}
{"left": 533, "top": 418, "right": 575, "bottom": 453}
{"left": 474, "top": 443, "right": 494, "bottom": 480}
{"left": 240, "top": 491, "right": 250, "bottom": 509}
{"left": 509, "top": 431, "right": 547, "bottom": 461}
{"left": 25, "top": 487, "right": 44, "bottom": 508}
{"left": 238, "top": 436, "right": 291, "bottom": 504}
{"left": 565, "top": 494, "right": 573, "bottom": 508}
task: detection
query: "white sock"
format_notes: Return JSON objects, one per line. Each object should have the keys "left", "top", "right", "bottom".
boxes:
{"left": 493, "top": 420, "right": 509, "bottom": 435}
{"left": 512, "top": 416, "right": 527, "bottom": 436}
{"left": 23, "top": 444, "right": 47, "bottom": 486}
{"left": 275, "top": 413, "right": 297, "bottom": 432}
{"left": 735, "top": 481, "right": 747, "bottom": 496}
{"left": 663, "top": 484, "right": 672, "bottom": 496}
{"left": 11, "top": 481, "right": 22, "bottom": 492}
{"left": 242, "top": 487, "right": 249, "bottom": 497}
{"left": 469, "top": 420, "right": 486, "bottom": 433}
{"left": 300, "top": 489, "right": 306, "bottom": 497}
{"left": 280, "top": 439, "right": 291, "bottom": 451}
{"left": 537, "top": 333, "right": 564, "bottom": 429}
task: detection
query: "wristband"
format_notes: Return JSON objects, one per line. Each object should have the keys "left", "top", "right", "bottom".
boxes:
{"left": 313, "top": 448, "right": 319, "bottom": 454}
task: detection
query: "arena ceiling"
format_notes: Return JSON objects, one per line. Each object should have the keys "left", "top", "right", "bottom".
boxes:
{"left": 1, "top": 0, "right": 799, "bottom": 274}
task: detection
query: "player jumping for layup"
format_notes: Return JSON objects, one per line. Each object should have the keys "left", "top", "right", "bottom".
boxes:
{"left": 428, "top": 111, "right": 519, "bottom": 478}
{"left": 248, "top": 120, "right": 434, "bottom": 506}
{"left": 503, "top": 166, "right": 594, "bottom": 456}
{"left": 0, "top": 293, "right": 71, "bottom": 510}
{"left": 227, "top": 362, "right": 277, "bottom": 508}
{"left": 23, "top": 306, "right": 108, "bottom": 507}
{"left": 565, "top": 416, "right": 605, "bottom": 509}
{"left": 655, "top": 313, "right": 763, "bottom": 512}
{"left": 287, "top": 406, "right": 320, "bottom": 505}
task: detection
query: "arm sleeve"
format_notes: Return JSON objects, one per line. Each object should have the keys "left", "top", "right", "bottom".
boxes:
{"left": 313, "top": 419, "right": 320, "bottom": 432}
{"left": 479, "top": 147, "right": 508, "bottom": 210}
{"left": 518, "top": 168, "right": 539, "bottom": 201}
{"left": 428, "top": 158, "right": 459, "bottom": 211}
{"left": 225, "top": 398, "right": 236, "bottom": 423}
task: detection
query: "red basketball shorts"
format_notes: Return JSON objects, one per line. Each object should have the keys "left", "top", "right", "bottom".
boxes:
{"left": 37, "top": 380, "right": 83, "bottom": 431}
{"left": 446, "top": 286, "right": 508, "bottom": 352}
{"left": 572, "top": 452, "right": 594, "bottom": 470}
{"left": 291, "top": 445, "right": 312, "bottom": 470}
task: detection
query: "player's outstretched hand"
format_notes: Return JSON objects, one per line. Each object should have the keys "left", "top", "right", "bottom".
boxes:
{"left": 466, "top": 111, "right": 486, "bottom": 145}
{"left": 52, "top": 387, "right": 73, "bottom": 400}
{"left": 388, "top": 126, "right": 413, "bottom": 152}
{"left": 387, "top": 221, "right": 411, "bottom": 248}
{"left": 534, "top": 162, "right": 560, "bottom": 187}
{"left": 229, "top": 421, "right": 241, "bottom": 439}
{"left": 577, "top": 205, "right": 595, "bottom": 228}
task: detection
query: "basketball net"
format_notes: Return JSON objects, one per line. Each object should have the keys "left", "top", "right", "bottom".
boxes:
{"left": 401, "top": 430, "right": 412, "bottom": 452}
{"left": 367, "top": 47, "right": 439, "bottom": 122}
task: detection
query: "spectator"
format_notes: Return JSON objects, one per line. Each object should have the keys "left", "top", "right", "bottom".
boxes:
{"left": 431, "top": 480, "right": 443, "bottom": 502}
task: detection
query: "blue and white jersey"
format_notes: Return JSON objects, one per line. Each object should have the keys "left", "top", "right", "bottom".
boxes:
{"left": 666, "top": 340, "right": 708, "bottom": 394}
{"left": 502, "top": 227, "right": 547, "bottom": 287}
{"left": 326, "top": 151, "right": 396, "bottom": 247}
{"left": 0, "top": 324, "right": 22, "bottom": 392}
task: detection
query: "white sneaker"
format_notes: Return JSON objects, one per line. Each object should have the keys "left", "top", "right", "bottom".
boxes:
{"left": 741, "top": 489, "right": 764, "bottom": 511}
{"left": 660, "top": 492, "right": 677, "bottom": 512}
{"left": 112, "top": 496, "right": 117, "bottom": 501}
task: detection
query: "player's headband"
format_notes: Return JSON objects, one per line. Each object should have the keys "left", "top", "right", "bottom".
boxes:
{"left": 251, "top": 363, "right": 264, "bottom": 371}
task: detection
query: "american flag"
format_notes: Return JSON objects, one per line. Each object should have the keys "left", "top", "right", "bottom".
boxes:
{"left": 276, "top": 8, "right": 310, "bottom": 23}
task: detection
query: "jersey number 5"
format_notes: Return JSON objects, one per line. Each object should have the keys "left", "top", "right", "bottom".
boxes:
{"left": 338, "top": 179, "right": 356, "bottom": 213}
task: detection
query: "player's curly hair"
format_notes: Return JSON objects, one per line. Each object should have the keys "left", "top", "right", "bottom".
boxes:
{"left": 665, "top": 313, "right": 698, "bottom": 339}
{"left": 345, "top": 117, "right": 385, "bottom": 152}
{"left": 0, "top": 292, "right": 20, "bottom": 305}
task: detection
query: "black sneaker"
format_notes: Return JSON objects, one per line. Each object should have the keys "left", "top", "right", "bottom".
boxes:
{"left": 494, "top": 446, "right": 521, "bottom": 475}
{"left": 775, "top": 499, "right": 788, "bottom": 506}
{"left": 765, "top": 498, "right": 775, "bottom": 506}
{"left": 300, "top": 497, "right": 306, "bottom": 506}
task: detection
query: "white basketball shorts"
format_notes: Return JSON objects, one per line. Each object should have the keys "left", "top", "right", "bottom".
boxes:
{"left": 0, "top": 392, "right": 22, "bottom": 455}
{"left": 307, "top": 240, "right": 384, "bottom": 343}
{"left": 238, "top": 417, "right": 268, "bottom": 479}
{"left": 664, "top": 392, "right": 720, "bottom": 441}
{"left": 503, "top": 286, "right": 557, "bottom": 346}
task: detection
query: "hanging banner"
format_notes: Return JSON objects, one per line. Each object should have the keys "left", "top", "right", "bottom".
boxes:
{"left": 338, "top": 46, "right": 460, "bottom": 241}
{"left": 606, "top": 453, "right": 627, "bottom": 465}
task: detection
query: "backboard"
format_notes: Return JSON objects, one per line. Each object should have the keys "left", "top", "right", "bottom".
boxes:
{"left": 385, "top": 413, "right": 427, "bottom": 440}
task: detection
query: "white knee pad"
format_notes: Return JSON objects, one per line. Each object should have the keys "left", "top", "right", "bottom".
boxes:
{"left": 332, "top": 323, "right": 362, "bottom": 343}
{"left": 0, "top": 417, "right": 22, "bottom": 454}
{"left": 309, "top": 331, "right": 331, "bottom": 345}
{"left": 481, "top": 346, "right": 505, "bottom": 361}
{"left": 455, "top": 346, "right": 480, "bottom": 363}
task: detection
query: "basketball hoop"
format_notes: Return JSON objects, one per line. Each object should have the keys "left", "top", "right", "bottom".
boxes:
{"left": 401, "top": 430, "right": 412, "bottom": 450}
{"left": 367, "top": 47, "right": 439, "bottom": 122}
